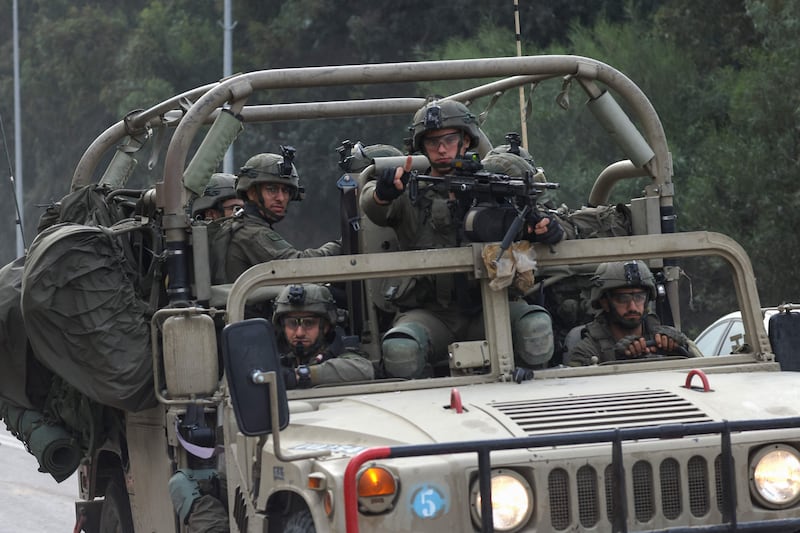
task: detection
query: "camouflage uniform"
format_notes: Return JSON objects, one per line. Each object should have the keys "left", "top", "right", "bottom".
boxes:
{"left": 273, "top": 284, "right": 374, "bottom": 387}
{"left": 565, "top": 260, "right": 699, "bottom": 366}
{"left": 360, "top": 100, "right": 556, "bottom": 378}
{"left": 210, "top": 152, "right": 340, "bottom": 283}
{"left": 567, "top": 313, "right": 668, "bottom": 366}
{"left": 220, "top": 208, "right": 341, "bottom": 282}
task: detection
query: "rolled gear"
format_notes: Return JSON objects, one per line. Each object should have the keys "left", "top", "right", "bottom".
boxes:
{"left": 0, "top": 401, "right": 82, "bottom": 482}
{"left": 589, "top": 260, "right": 657, "bottom": 309}
{"left": 191, "top": 173, "right": 238, "bottom": 217}
{"left": 409, "top": 99, "right": 481, "bottom": 153}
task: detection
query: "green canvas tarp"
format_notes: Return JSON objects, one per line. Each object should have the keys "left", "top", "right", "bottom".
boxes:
{"left": 21, "top": 223, "right": 155, "bottom": 412}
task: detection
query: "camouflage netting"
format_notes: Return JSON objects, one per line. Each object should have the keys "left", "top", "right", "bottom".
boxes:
{"left": 21, "top": 223, "right": 156, "bottom": 412}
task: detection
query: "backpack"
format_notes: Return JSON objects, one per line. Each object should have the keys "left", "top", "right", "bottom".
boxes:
{"left": 556, "top": 203, "right": 633, "bottom": 240}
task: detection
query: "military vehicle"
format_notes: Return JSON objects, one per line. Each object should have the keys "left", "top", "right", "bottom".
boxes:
{"left": 2, "top": 56, "right": 800, "bottom": 533}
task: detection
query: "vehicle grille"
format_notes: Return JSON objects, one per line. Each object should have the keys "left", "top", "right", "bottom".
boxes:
{"left": 491, "top": 389, "right": 712, "bottom": 435}
{"left": 491, "top": 390, "right": 725, "bottom": 530}
{"left": 540, "top": 453, "right": 727, "bottom": 530}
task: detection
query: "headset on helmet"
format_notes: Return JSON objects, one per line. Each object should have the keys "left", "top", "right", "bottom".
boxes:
{"left": 273, "top": 284, "right": 338, "bottom": 328}
{"left": 589, "top": 260, "right": 657, "bottom": 309}
{"left": 409, "top": 99, "right": 481, "bottom": 153}
{"left": 236, "top": 146, "right": 304, "bottom": 201}
{"left": 191, "top": 173, "right": 238, "bottom": 217}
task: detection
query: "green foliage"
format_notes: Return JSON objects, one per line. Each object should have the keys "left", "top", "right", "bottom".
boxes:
{"left": 0, "top": 0, "right": 797, "bottom": 327}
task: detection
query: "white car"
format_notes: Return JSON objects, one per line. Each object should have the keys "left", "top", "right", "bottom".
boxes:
{"left": 694, "top": 307, "right": 786, "bottom": 356}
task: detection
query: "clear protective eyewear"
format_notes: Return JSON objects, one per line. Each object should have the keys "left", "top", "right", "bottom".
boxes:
{"left": 422, "top": 132, "right": 461, "bottom": 151}
{"left": 283, "top": 316, "right": 321, "bottom": 330}
{"left": 609, "top": 291, "right": 648, "bottom": 305}
{"left": 263, "top": 184, "right": 293, "bottom": 197}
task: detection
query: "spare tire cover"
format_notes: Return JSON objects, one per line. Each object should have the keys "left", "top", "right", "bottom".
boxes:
{"left": 21, "top": 223, "right": 155, "bottom": 412}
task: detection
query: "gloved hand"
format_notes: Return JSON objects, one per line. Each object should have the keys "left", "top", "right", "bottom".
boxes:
{"left": 374, "top": 167, "right": 408, "bottom": 203}
{"left": 614, "top": 335, "right": 648, "bottom": 359}
{"left": 525, "top": 214, "right": 565, "bottom": 244}
{"left": 513, "top": 367, "right": 534, "bottom": 383}
{"left": 652, "top": 325, "right": 689, "bottom": 353}
{"left": 169, "top": 469, "right": 217, "bottom": 524}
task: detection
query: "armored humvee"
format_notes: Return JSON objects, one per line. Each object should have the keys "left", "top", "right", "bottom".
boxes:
{"left": 3, "top": 56, "right": 800, "bottom": 533}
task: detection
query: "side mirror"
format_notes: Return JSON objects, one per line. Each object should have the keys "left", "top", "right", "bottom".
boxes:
{"left": 221, "top": 318, "right": 289, "bottom": 435}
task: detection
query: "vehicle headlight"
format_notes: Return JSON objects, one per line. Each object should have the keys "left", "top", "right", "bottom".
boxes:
{"left": 750, "top": 444, "right": 800, "bottom": 509}
{"left": 470, "top": 469, "right": 533, "bottom": 532}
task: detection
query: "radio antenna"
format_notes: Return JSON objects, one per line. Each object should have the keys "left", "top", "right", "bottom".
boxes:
{"left": 513, "top": 0, "right": 529, "bottom": 149}
{"left": 0, "top": 111, "right": 26, "bottom": 251}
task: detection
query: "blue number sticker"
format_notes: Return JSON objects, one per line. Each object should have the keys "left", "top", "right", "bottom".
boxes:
{"left": 411, "top": 484, "right": 448, "bottom": 519}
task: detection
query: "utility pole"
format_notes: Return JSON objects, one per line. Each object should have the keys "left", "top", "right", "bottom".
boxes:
{"left": 221, "top": 0, "right": 237, "bottom": 173}
{"left": 13, "top": 0, "right": 24, "bottom": 257}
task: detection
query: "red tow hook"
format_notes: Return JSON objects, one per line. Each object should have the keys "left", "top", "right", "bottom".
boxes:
{"left": 683, "top": 369, "right": 713, "bottom": 392}
{"left": 450, "top": 388, "right": 463, "bottom": 413}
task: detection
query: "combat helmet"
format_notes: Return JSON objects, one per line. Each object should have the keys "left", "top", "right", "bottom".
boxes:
{"left": 589, "top": 260, "right": 657, "bottom": 309}
{"left": 409, "top": 99, "right": 481, "bottom": 153}
{"left": 273, "top": 284, "right": 338, "bottom": 328}
{"left": 480, "top": 152, "right": 535, "bottom": 178}
{"left": 488, "top": 144, "right": 536, "bottom": 166}
{"left": 191, "top": 173, "right": 238, "bottom": 217}
{"left": 236, "top": 148, "right": 303, "bottom": 201}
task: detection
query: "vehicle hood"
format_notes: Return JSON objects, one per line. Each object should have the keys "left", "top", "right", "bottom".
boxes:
{"left": 281, "top": 369, "right": 800, "bottom": 453}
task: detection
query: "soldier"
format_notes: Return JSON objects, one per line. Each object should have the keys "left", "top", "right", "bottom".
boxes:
{"left": 360, "top": 99, "right": 562, "bottom": 378}
{"left": 273, "top": 284, "right": 374, "bottom": 388}
{"left": 191, "top": 173, "right": 243, "bottom": 221}
{"left": 211, "top": 149, "right": 341, "bottom": 283}
{"left": 566, "top": 260, "right": 699, "bottom": 366}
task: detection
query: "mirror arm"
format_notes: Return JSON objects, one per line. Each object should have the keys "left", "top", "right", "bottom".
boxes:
{"left": 250, "top": 370, "right": 331, "bottom": 462}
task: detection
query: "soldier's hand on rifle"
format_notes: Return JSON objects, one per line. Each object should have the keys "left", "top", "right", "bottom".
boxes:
{"left": 525, "top": 214, "right": 564, "bottom": 245}
{"left": 374, "top": 156, "right": 413, "bottom": 204}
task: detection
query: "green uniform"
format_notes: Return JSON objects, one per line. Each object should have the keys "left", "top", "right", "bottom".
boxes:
{"left": 361, "top": 179, "right": 553, "bottom": 377}
{"left": 279, "top": 328, "right": 375, "bottom": 387}
{"left": 214, "top": 206, "right": 341, "bottom": 283}
{"left": 566, "top": 313, "right": 699, "bottom": 366}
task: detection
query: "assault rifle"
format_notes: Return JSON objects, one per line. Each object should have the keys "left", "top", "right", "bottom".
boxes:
{"left": 407, "top": 153, "right": 559, "bottom": 259}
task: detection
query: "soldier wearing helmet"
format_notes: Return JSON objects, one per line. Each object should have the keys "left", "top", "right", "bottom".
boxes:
{"left": 273, "top": 284, "right": 374, "bottom": 388}
{"left": 566, "top": 260, "right": 698, "bottom": 366}
{"left": 210, "top": 147, "right": 341, "bottom": 283}
{"left": 191, "top": 173, "right": 243, "bottom": 221}
{"left": 361, "top": 107, "right": 561, "bottom": 377}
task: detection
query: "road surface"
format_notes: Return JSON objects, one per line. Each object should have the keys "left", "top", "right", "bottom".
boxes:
{"left": 0, "top": 427, "right": 77, "bottom": 532}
